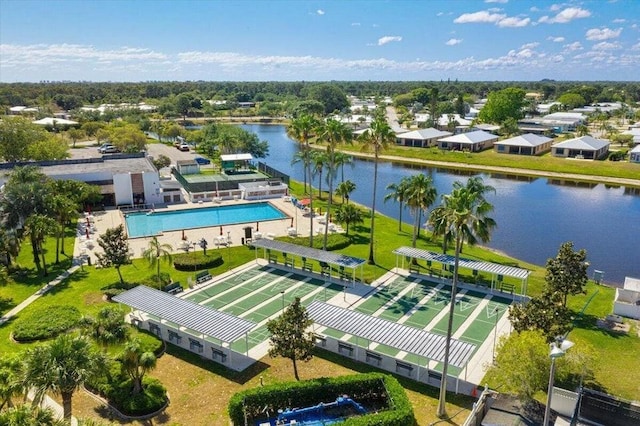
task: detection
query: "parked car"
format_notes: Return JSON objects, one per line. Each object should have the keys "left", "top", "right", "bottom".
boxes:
{"left": 194, "top": 156, "right": 211, "bottom": 165}
{"left": 177, "top": 143, "right": 190, "bottom": 152}
{"left": 98, "top": 144, "right": 119, "bottom": 153}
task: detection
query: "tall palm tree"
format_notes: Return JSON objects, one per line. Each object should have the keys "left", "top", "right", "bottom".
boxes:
{"left": 288, "top": 113, "right": 318, "bottom": 194}
{"left": 335, "top": 180, "right": 356, "bottom": 204}
{"left": 430, "top": 177, "right": 496, "bottom": 418}
{"left": 358, "top": 117, "right": 396, "bottom": 264}
{"left": 0, "top": 227, "right": 21, "bottom": 268}
{"left": 0, "top": 356, "right": 23, "bottom": 410}
{"left": 51, "top": 195, "right": 77, "bottom": 264}
{"left": 404, "top": 174, "right": 438, "bottom": 248}
{"left": 334, "top": 204, "right": 364, "bottom": 235}
{"left": 120, "top": 338, "right": 157, "bottom": 395}
{"left": 310, "top": 150, "right": 328, "bottom": 199}
{"left": 22, "top": 334, "right": 106, "bottom": 421}
{"left": 316, "top": 119, "right": 352, "bottom": 250}
{"left": 24, "top": 214, "right": 56, "bottom": 276}
{"left": 333, "top": 151, "right": 354, "bottom": 183}
{"left": 142, "top": 237, "right": 173, "bottom": 285}
{"left": 385, "top": 177, "right": 411, "bottom": 232}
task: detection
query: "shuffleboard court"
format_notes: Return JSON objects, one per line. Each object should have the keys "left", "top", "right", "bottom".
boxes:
{"left": 184, "top": 265, "right": 268, "bottom": 303}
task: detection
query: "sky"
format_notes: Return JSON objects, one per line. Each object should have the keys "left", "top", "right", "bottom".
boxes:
{"left": 1, "top": 0, "right": 639, "bottom": 82}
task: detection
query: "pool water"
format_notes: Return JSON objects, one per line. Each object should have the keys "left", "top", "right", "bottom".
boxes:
{"left": 125, "top": 202, "right": 287, "bottom": 237}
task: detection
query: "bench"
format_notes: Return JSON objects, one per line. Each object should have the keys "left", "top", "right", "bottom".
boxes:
{"left": 195, "top": 270, "right": 212, "bottom": 285}
{"left": 302, "top": 262, "right": 313, "bottom": 273}
{"left": 268, "top": 253, "right": 278, "bottom": 264}
{"left": 500, "top": 283, "right": 515, "bottom": 294}
{"left": 319, "top": 262, "right": 330, "bottom": 277}
{"left": 163, "top": 282, "right": 183, "bottom": 295}
{"left": 409, "top": 264, "right": 421, "bottom": 275}
{"left": 284, "top": 258, "right": 295, "bottom": 268}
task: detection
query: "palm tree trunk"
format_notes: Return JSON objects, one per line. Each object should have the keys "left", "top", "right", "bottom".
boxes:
{"left": 40, "top": 244, "right": 48, "bottom": 277}
{"left": 412, "top": 211, "right": 419, "bottom": 247}
{"left": 398, "top": 201, "right": 403, "bottom": 232}
{"left": 31, "top": 237, "right": 41, "bottom": 271}
{"left": 437, "top": 235, "right": 462, "bottom": 418}
{"left": 55, "top": 233, "right": 60, "bottom": 264}
{"left": 308, "top": 163, "right": 314, "bottom": 247}
{"left": 62, "top": 391, "right": 73, "bottom": 420}
{"left": 368, "top": 155, "right": 378, "bottom": 264}
{"left": 60, "top": 224, "right": 66, "bottom": 255}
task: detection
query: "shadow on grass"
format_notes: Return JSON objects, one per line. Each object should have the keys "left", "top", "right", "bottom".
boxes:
{"left": 572, "top": 312, "right": 627, "bottom": 339}
{"left": 163, "top": 343, "right": 270, "bottom": 385}
{"left": 313, "top": 348, "right": 474, "bottom": 409}
{"left": 0, "top": 296, "right": 16, "bottom": 314}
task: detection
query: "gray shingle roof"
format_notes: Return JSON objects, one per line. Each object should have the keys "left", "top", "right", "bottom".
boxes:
{"left": 553, "top": 136, "right": 610, "bottom": 150}
{"left": 438, "top": 130, "right": 498, "bottom": 144}
{"left": 495, "top": 133, "right": 552, "bottom": 147}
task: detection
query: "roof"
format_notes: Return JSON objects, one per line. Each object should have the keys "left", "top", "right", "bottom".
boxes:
{"left": 396, "top": 128, "right": 452, "bottom": 140}
{"left": 113, "top": 285, "right": 256, "bottom": 343}
{"left": 32, "top": 117, "right": 78, "bottom": 126}
{"left": 495, "top": 133, "right": 553, "bottom": 147}
{"left": 438, "top": 130, "right": 498, "bottom": 144}
{"left": 221, "top": 153, "right": 253, "bottom": 161}
{"left": 437, "top": 114, "right": 472, "bottom": 126}
{"left": 176, "top": 159, "right": 197, "bottom": 166}
{"left": 553, "top": 136, "right": 610, "bottom": 150}
{"left": 393, "top": 246, "right": 530, "bottom": 280}
{"left": 249, "top": 239, "right": 366, "bottom": 269}
{"left": 307, "top": 301, "right": 476, "bottom": 368}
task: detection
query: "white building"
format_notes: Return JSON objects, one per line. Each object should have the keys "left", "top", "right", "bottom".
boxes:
{"left": 437, "top": 130, "right": 498, "bottom": 152}
{"left": 551, "top": 136, "right": 610, "bottom": 160}
{"left": 395, "top": 128, "right": 452, "bottom": 148}
{"left": 614, "top": 277, "right": 640, "bottom": 320}
{"left": 630, "top": 144, "right": 640, "bottom": 163}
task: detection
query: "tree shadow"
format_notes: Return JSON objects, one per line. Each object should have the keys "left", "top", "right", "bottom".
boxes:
{"left": 572, "top": 312, "right": 627, "bottom": 339}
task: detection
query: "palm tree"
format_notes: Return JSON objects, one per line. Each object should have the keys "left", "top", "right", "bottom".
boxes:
{"left": 86, "top": 306, "right": 128, "bottom": 350}
{"left": 288, "top": 114, "right": 318, "bottom": 194}
{"left": 430, "top": 177, "right": 496, "bottom": 418}
{"left": 334, "top": 204, "right": 364, "bottom": 235}
{"left": 0, "top": 227, "right": 21, "bottom": 268}
{"left": 0, "top": 356, "right": 23, "bottom": 410}
{"left": 404, "top": 174, "right": 438, "bottom": 248}
{"left": 310, "top": 150, "right": 328, "bottom": 200}
{"left": 120, "top": 338, "right": 157, "bottom": 395}
{"left": 24, "top": 214, "right": 56, "bottom": 276}
{"left": 316, "top": 119, "right": 352, "bottom": 250}
{"left": 384, "top": 177, "right": 411, "bottom": 232}
{"left": 358, "top": 117, "right": 396, "bottom": 264}
{"left": 0, "top": 404, "right": 66, "bottom": 426}
{"left": 335, "top": 180, "right": 356, "bottom": 204}
{"left": 142, "top": 237, "right": 173, "bottom": 286}
{"left": 22, "top": 334, "right": 106, "bottom": 421}
{"left": 51, "top": 195, "right": 77, "bottom": 264}
{"left": 333, "top": 151, "right": 354, "bottom": 183}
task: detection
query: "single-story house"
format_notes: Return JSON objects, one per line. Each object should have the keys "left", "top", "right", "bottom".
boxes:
{"left": 32, "top": 117, "right": 79, "bottom": 127}
{"left": 176, "top": 159, "right": 199, "bottom": 175}
{"left": 613, "top": 277, "right": 640, "bottom": 320}
{"left": 395, "top": 128, "right": 452, "bottom": 148}
{"left": 437, "top": 130, "right": 498, "bottom": 152}
{"left": 538, "top": 112, "right": 586, "bottom": 133}
{"left": 630, "top": 144, "right": 640, "bottom": 163}
{"left": 494, "top": 133, "right": 553, "bottom": 156}
{"left": 551, "top": 136, "right": 610, "bottom": 160}
{"left": 622, "top": 128, "right": 640, "bottom": 145}
{"left": 436, "top": 114, "right": 473, "bottom": 133}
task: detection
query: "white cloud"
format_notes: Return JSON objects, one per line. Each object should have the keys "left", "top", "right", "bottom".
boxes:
{"left": 564, "top": 41, "right": 583, "bottom": 51}
{"left": 585, "top": 27, "right": 622, "bottom": 41}
{"left": 592, "top": 41, "right": 622, "bottom": 50}
{"left": 548, "top": 36, "right": 565, "bottom": 42}
{"left": 316, "top": 9, "right": 325, "bottom": 15}
{"left": 498, "top": 16, "right": 530, "bottom": 27}
{"left": 454, "top": 11, "right": 506, "bottom": 24}
{"left": 530, "top": 6, "right": 540, "bottom": 12}
{"left": 377, "top": 36, "right": 402, "bottom": 46}
{"left": 612, "top": 18, "right": 626, "bottom": 23}
{"left": 521, "top": 42, "right": 539, "bottom": 49}
{"left": 437, "top": 12, "right": 444, "bottom": 16}
{"left": 351, "top": 22, "right": 361, "bottom": 26}
{"left": 539, "top": 7, "right": 591, "bottom": 24}
{"left": 445, "top": 38, "right": 463, "bottom": 46}
{"left": 485, "top": 0, "right": 508, "bottom": 3}
{"left": 550, "top": 4, "right": 562, "bottom": 12}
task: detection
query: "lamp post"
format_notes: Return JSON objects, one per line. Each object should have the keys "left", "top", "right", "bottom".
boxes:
{"left": 280, "top": 291, "right": 285, "bottom": 312}
{"left": 543, "top": 337, "right": 574, "bottom": 426}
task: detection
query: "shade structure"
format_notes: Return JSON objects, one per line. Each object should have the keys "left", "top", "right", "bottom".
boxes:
{"left": 299, "top": 198, "right": 311, "bottom": 206}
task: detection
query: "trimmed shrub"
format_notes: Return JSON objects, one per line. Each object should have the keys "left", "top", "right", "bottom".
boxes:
{"left": 280, "top": 233, "right": 351, "bottom": 251}
{"left": 12, "top": 305, "right": 82, "bottom": 342}
{"left": 228, "top": 373, "right": 415, "bottom": 426}
{"left": 173, "top": 251, "right": 223, "bottom": 271}
{"left": 101, "top": 281, "right": 137, "bottom": 300}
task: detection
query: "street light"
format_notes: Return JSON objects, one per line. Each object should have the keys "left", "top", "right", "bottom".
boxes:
{"left": 543, "top": 337, "right": 574, "bottom": 426}
{"left": 280, "top": 291, "right": 285, "bottom": 312}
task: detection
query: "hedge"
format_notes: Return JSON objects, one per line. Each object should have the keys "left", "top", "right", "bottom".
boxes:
{"left": 173, "top": 251, "right": 223, "bottom": 271}
{"left": 279, "top": 233, "right": 351, "bottom": 251}
{"left": 12, "top": 305, "right": 82, "bottom": 342}
{"left": 228, "top": 373, "right": 415, "bottom": 426}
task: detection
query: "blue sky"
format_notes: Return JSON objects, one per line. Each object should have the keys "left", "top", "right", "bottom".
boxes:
{"left": 1, "top": 0, "right": 639, "bottom": 82}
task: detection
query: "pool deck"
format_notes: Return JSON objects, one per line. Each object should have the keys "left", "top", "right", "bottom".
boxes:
{"left": 74, "top": 196, "right": 318, "bottom": 264}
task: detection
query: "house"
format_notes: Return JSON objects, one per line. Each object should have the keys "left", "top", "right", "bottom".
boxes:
{"left": 437, "top": 130, "right": 498, "bottom": 152}
{"left": 32, "top": 117, "right": 79, "bottom": 127}
{"left": 494, "top": 133, "right": 553, "bottom": 156}
{"left": 630, "top": 144, "right": 640, "bottom": 163}
{"left": 551, "top": 136, "right": 610, "bottom": 160}
{"left": 622, "top": 128, "right": 640, "bottom": 145}
{"left": 176, "top": 159, "right": 200, "bottom": 175}
{"left": 395, "top": 128, "right": 452, "bottom": 148}
{"left": 436, "top": 114, "right": 473, "bottom": 133}
{"left": 539, "top": 112, "right": 586, "bottom": 133}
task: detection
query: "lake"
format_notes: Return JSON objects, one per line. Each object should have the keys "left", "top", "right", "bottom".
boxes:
{"left": 241, "top": 124, "right": 640, "bottom": 286}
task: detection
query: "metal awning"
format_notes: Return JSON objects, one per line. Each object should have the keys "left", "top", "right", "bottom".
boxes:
{"left": 220, "top": 153, "right": 253, "bottom": 161}
{"left": 307, "top": 301, "right": 476, "bottom": 368}
{"left": 250, "top": 239, "right": 366, "bottom": 269}
{"left": 393, "top": 246, "right": 530, "bottom": 280}
{"left": 113, "top": 285, "right": 256, "bottom": 343}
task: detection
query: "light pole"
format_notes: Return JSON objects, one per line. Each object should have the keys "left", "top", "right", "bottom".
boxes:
{"left": 280, "top": 291, "right": 285, "bottom": 312}
{"left": 543, "top": 337, "right": 574, "bottom": 426}
{"left": 492, "top": 306, "right": 500, "bottom": 363}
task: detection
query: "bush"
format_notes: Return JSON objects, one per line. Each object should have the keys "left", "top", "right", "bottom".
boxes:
{"left": 608, "top": 150, "right": 627, "bottom": 161}
{"left": 13, "top": 305, "right": 82, "bottom": 341}
{"left": 228, "top": 373, "right": 415, "bottom": 426}
{"left": 101, "top": 281, "right": 137, "bottom": 300}
{"left": 280, "top": 233, "right": 351, "bottom": 251}
{"left": 173, "top": 251, "right": 223, "bottom": 271}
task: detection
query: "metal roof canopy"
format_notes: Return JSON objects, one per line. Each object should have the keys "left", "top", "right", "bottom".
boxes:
{"left": 220, "top": 153, "right": 253, "bottom": 161}
{"left": 250, "top": 239, "right": 366, "bottom": 269}
{"left": 113, "top": 285, "right": 256, "bottom": 343}
{"left": 307, "top": 301, "right": 476, "bottom": 368}
{"left": 393, "top": 246, "right": 530, "bottom": 280}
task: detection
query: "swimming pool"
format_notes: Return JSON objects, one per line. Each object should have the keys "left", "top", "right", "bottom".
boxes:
{"left": 125, "top": 202, "right": 288, "bottom": 237}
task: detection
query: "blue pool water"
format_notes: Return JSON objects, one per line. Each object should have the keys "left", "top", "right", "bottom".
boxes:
{"left": 125, "top": 202, "right": 287, "bottom": 237}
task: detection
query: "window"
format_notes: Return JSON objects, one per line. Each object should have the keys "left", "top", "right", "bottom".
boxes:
{"left": 338, "top": 342, "right": 354, "bottom": 357}
{"left": 189, "top": 338, "right": 203, "bottom": 353}
{"left": 315, "top": 334, "right": 327, "bottom": 347}
{"left": 149, "top": 323, "right": 161, "bottom": 338}
{"left": 366, "top": 351, "right": 382, "bottom": 366}
{"left": 211, "top": 348, "right": 227, "bottom": 363}
{"left": 395, "top": 361, "right": 413, "bottom": 376}
{"left": 168, "top": 330, "right": 181, "bottom": 344}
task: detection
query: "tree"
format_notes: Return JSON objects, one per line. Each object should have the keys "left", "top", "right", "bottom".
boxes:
{"left": 405, "top": 174, "right": 438, "bottom": 248}
{"left": 429, "top": 176, "right": 496, "bottom": 418}
{"left": 288, "top": 114, "right": 319, "bottom": 194}
{"left": 358, "top": 117, "right": 396, "bottom": 264}
{"left": 335, "top": 180, "right": 356, "bottom": 204}
{"left": 175, "top": 94, "right": 192, "bottom": 123}
{"left": 307, "top": 84, "right": 349, "bottom": 114}
{"left": 266, "top": 297, "right": 315, "bottom": 381}
{"left": 333, "top": 151, "right": 354, "bottom": 183}
{"left": 545, "top": 241, "right": 588, "bottom": 307}
{"left": 384, "top": 177, "right": 411, "bottom": 233}
{"left": 25, "top": 134, "right": 70, "bottom": 161}
{"left": 310, "top": 150, "right": 328, "bottom": 199}
{"left": 0, "top": 356, "right": 23, "bottom": 410}
{"left": 557, "top": 93, "right": 586, "bottom": 110}
{"left": 24, "top": 214, "right": 56, "bottom": 276}
{"left": 316, "top": 119, "right": 352, "bottom": 250}
{"left": 0, "top": 117, "right": 51, "bottom": 162}
{"left": 334, "top": 204, "right": 364, "bottom": 235}
{"left": 478, "top": 87, "right": 526, "bottom": 124}
{"left": 106, "top": 123, "right": 146, "bottom": 153}
{"left": 80, "top": 121, "right": 105, "bottom": 138}
{"left": 22, "top": 334, "right": 106, "bottom": 421}
{"left": 0, "top": 228, "right": 21, "bottom": 268}
{"left": 0, "top": 166, "right": 52, "bottom": 231}
{"left": 86, "top": 306, "right": 128, "bottom": 349}
{"left": 152, "top": 154, "right": 171, "bottom": 170}
{"left": 0, "top": 404, "right": 66, "bottom": 426}
{"left": 120, "top": 337, "right": 157, "bottom": 395}
{"left": 95, "top": 225, "right": 131, "bottom": 285}
{"left": 509, "top": 291, "right": 573, "bottom": 342}
{"left": 142, "top": 236, "right": 173, "bottom": 286}
{"left": 66, "top": 128, "right": 85, "bottom": 148}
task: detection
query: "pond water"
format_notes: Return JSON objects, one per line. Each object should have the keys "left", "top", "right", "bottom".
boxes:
{"left": 240, "top": 124, "right": 640, "bottom": 286}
